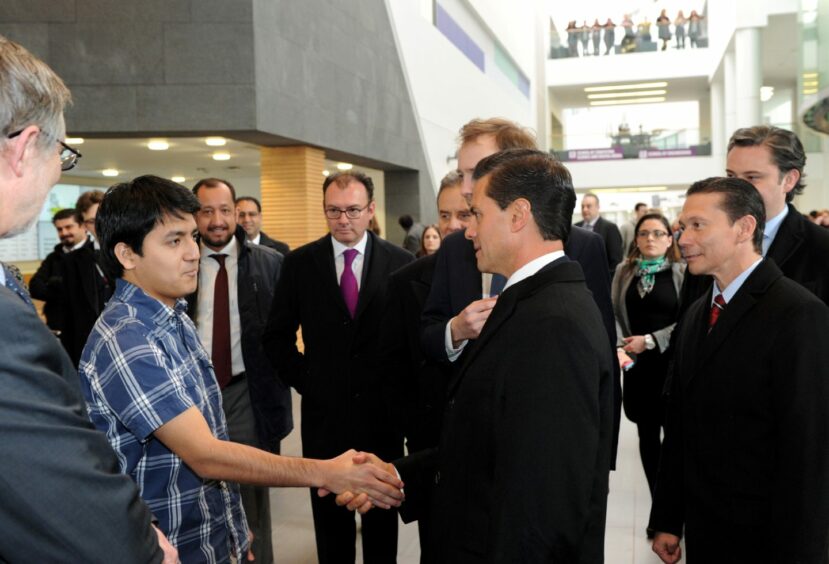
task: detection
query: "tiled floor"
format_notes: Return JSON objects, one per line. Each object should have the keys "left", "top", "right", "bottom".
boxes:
{"left": 269, "top": 392, "right": 671, "bottom": 563}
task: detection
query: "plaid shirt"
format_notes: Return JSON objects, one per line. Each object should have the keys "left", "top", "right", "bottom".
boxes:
{"left": 79, "top": 279, "right": 249, "bottom": 563}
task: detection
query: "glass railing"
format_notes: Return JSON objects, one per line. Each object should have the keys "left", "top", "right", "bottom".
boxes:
{"left": 550, "top": 128, "right": 711, "bottom": 161}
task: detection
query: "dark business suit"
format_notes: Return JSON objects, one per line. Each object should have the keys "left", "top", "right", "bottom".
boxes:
{"left": 650, "top": 259, "right": 829, "bottom": 563}
{"left": 263, "top": 231, "right": 413, "bottom": 563}
{"left": 187, "top": 229, "right": 291, "bottom": 564}
{"left": 381, "top": 253, "right": 451, "bottom": 558}
{"left": 258, "top": 231, "right": 290, "bottom": 256}
{"left": 680, "top": 204, "right": 829, "bottom": 311}
{"left": 0, "top": 283, "right": 162, "bottom": 563}
{"left": 575, "top": 216, "right": 624, "bottom": 275}
{"left": 420, "top": 227, "right": 622, "bottom": 467}
{"left": 397, "top": 258, "right": 614, "bottom": 563}
{"left": 60, "top": 243, "right": 112, "bottom": 366}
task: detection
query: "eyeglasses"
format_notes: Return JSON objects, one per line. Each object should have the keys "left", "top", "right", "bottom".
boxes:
{"left": 637, "top": 229, "right": 669, "bottom": 239}
{"left": 325, "top": 205, "right": 369, "bottom": 219}
{"left": 7, "top": 128, "right": 82, "bottom": 171}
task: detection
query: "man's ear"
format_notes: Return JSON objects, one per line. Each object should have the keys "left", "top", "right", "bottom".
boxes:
{"left": 510, "top": 198, "right": 531, "bottom": 232}
{"left": 115, "top": 242, "right": 138, "bottom": 272}
{"left": 3, "top": 125, "right": 41, "bottom": 177}
{"left": 781, "top": 169, "right": 800, "bottom": 194}
{"left": 736, "top": 214, "right": 758, "bottom": 244}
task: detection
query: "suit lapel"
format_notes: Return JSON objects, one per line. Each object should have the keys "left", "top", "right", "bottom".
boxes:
{"left": 695, "top": 260, "right": 782, "bottom": 370}
{"left": 311, "top": 236, "right": 351, "bottom": 318}
{"left": 766, "top": 205, "right": 803, "bottom": 269}
{"left": 355, "top": 233, "right": 385, "bottom": 320}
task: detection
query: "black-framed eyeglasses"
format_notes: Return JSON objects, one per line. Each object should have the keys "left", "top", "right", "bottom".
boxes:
{"left": 325, "top": 205, "right": 369, "bottom": 219}
{"left": 7, "top": 128, "right": 82, "bottom": 171}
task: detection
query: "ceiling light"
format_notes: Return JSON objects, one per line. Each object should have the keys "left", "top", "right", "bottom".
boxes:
{"left": 205, "top": 137, "right": 227, "bottom": 147}
{"left": 803, "top": 88, "right": 818, "bottom": 95}
{"left": 760, "top": 86, "right": 774, "bottom": 102}
{"left": 336, "top": 162, "right": 353, "bottom": 170}
{"left": 588, "top": 90, "right": 667, "bottom": 100}
{"left": 212, "top": 151, "right": 231, "bottom": 161}
{"left": 102, "top": 169, "right": 119, "bottom": 177}
{"left": 171, "top": 176, "right": 186, "bottom": 183}
{"left": 585, "top": 81, "right": 668, "bottom": 93}
{"left": 590, "top": 97, "right": 666, "bottom": 107}
{"left": 65, "top": 137, "right": 84, "bottom": 145}
{"left": 803, "top": 72, "right": 818, "bottom": 78}
{"left": 322, "top": 170, "right": 330, "bottom": 176}
{"left": 803, "top": 80, "right": 819, "bottom": 88}
{"left": 147, "top": 139, "right": 169, "bottom": 151}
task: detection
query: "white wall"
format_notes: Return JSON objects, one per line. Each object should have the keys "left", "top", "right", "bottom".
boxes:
{"left": 386, "top": 0, "right": 536, "bottom": 195}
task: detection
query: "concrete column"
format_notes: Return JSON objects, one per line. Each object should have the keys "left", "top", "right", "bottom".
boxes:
{"left": 710, "top": 78, "right": 726, "bottom": 159}
{"left": 734, "top": 27, "right": 762, "bottom": 128}
{"left": 723, "top": 49, "right": 737, "bottom": 141}
{"left": 260, "top": 146, "right": 327, "bottom": 250}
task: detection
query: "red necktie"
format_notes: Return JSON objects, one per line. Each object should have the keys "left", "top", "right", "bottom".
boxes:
{"left": 341, "top": 249, "right": 359, "bottom": 318}
{"left": 211, "top": 254, "right": 232, "bottom": 388}
{"left": 708, "top": 294, "right": 726, "bottom": 330}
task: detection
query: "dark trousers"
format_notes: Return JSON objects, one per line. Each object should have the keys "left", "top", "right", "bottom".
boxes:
{"left": 310, "top": 491, "right": 398, "bottom": 563}
{"left": 637, "top": 421, "right": 663, "bottom": 496}
{"left": 223, "top": 378, "right": 275, "bottom": 564}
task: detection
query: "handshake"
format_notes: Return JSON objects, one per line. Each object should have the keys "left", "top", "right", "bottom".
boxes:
{"left": 319, "top": 451, "right": 400, "bottom": 513}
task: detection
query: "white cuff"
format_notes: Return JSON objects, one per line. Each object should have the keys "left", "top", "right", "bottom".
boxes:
{"left": 444, "top": 320, "right": 468, "bottom": 363}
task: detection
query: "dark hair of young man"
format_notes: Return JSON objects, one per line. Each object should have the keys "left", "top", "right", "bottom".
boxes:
{"left": 52, "top": 207, "right": 82, "bottom": 225}
{"left": 398, "top": 214, "right": 414, "bottom": 230}
{"left": 686, "top": 176, "right": 766, "bottom": 253}
{"left": 322, "top": 171, "right": 374, "bottom": 201}
{"left": 97, "top": 175, "right": 202, "bottom": 279}
{"left": 728, "top": 125, "right": 807, "bottom": 202}
{"left": 472, "top": 148, "right": 576, "bottom": 243}
{"left": 235, "top": 196, "right": 261, "bottom": 211}
{"left": 76, "top": 190, "right": 104, "bottom": 215}
{"left": 192, "top": 177, "right": 237, "bottom": 200}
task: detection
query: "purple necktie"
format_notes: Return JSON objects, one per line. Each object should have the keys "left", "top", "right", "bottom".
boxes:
{"left": 341, "top": 248, "right": 359, "bottom": 318}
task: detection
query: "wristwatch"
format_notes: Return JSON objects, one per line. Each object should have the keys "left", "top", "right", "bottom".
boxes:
{"left": 644, "top": 334, "right": 656, "bottom": 351}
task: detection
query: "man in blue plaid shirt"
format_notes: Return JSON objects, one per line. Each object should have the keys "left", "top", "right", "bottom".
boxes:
{"left": 79, "top": 175, "right": 404, "bottom": 563}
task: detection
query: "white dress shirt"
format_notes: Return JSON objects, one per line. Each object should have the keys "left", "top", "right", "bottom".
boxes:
{"left": 331, "top": 232, "right": 368, "bottom": 290}
{"left": 762, "top": 205, "right": 788, "bottom": 257}
{"left": 197, "top": 238, "right": 246, "bottom": 376}
{"left": 251, "top": 233, "right": 261, "bottom": 245}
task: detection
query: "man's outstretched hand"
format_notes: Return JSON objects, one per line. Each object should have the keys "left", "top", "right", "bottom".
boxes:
{"left": 317, "top": 450, "right": 402, "bottom": 510}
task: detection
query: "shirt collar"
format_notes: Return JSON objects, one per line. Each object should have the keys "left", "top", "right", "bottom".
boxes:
{"left": 585, "top": 217, "right": 598, "bottom": 227}
{"left": 711, "top": 257, "right": 763, "bottom": 306}
{"left": 200, "top": 236, "right": 239, "bottom": 261}
{"left": 0, "top": 265, "right": 6, "bottom": 287}
{"left": 762, "top": 205, "right": 789, "bottom": 251}
{"left": 251, "top": 233, "right": 261, "bottom": 245}
{"left": 113, "top": 278, "right": 188, "bottom": 322}
{"left": 503, "top": 250, "right": 566, "bottom": 292}
{"left": 331, "top": 231, "right": 368, "bottom": 258}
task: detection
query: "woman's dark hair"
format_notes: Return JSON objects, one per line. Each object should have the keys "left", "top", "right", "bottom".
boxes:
{"left": 623, "top": 212, "right": 681, "bottom": 271}
{"left": 417, "top": 224, "right": 441, "bottom": 257}
{"left": 97, "top": 175, "right": 201, "bottom": 279}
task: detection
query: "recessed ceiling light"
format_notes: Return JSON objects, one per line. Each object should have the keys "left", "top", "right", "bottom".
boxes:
{"left": 590, "top": 97, "right": 666, "bottom": 107}
{"left": 205, "top": 137, "right": 227, "bottom": 147}
{"left": 65, "top": 137, "right": 84, "bottom": 144}
{"left": 322, "top": 170, "right": 330, "bottom": 176}
{"left": 336, "top": 162, "right": 353, "bottom": 170}
{"left": 147, "top": 139, "right": 169, "bottom": 151}
{"left": 803, "top": 72, "right": 818, "bottom": 79}
{"left": 585, "top": 81, "right": 668, "bottom": 93}
{"left": 171, "top": 176, "right": 186, "bottom": 183}
{"left": 587, "top": 90, "right": 667, "bottom": 100}
{"left": 102, "top": 169, "right": 119, "bottom": 177}
{"left": 212, "top": 151, "right": 231, "bottom": 161}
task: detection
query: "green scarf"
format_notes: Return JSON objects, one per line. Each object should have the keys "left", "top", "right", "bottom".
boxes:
{"left": 636, "top": 256, "right": 670, "bottom": 297}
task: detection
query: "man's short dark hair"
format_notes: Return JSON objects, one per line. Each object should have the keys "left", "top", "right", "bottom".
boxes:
{"left": 322, "top": 171, "right": 374, "bottom": 201}
{"left": 398, "top": 215, "right": 414, "bottom": 230}
{"left": 192, "top": 177, "right": 237, "bottom": 201}
{"left": 728, "top": 125, "right": 806, "bottom": 202}
{"left": 473, "top": 149, "right": 576, "bottom": 243}
{"left": 437, "top": 170, "right": 463, "bottom": 203}
{"left": 97, "top": 175, "right": 201, "bottom": 279}
{"left": 635, "top": 202, "right": 647, "bottom": 212}
{"left": 235, "top": 196, "right": 261, "bottom": 211}
{"left": 687, "top": 176, "right": 766, "bottom": 253}
{"left": 52, "top": 208, "right": 82, "bottom": 225}
{"left": 583, "top": 193, "right": 599, "bottom": 205}
{"left": 76, "top": 190, "right": 104, "bottom": 215}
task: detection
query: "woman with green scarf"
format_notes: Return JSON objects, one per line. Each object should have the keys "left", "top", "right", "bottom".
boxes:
{"left": 611, "top": 212, "right": 685, "bottom": 532}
